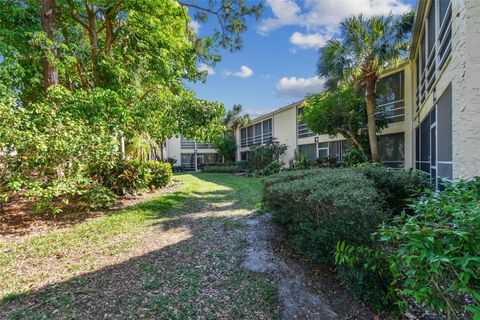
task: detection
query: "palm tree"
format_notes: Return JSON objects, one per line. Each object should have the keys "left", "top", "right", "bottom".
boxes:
{"left": 317, "top": 12, "right": 414, "bottom": 161}
{"left": 224, "top": 104, "right": 250, "bottom": 133}
{"left": 126, "top": 132, "right": 161, "bottom": 162}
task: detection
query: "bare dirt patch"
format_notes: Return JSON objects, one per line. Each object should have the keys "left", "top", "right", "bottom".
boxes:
{"left": 243, "top": 213, "right": 376, "bottom": 320}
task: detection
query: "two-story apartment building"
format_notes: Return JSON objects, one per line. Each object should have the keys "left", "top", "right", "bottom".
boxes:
{"left": 235, "top": 0, "right": 480, "bottom": 185}
{"left": 165, "top": 135, "right": 221, "bottom": 171}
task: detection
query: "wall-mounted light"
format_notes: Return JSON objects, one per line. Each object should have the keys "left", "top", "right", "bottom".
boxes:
{"left": 314, "top": 136, "right": 319, "bottom": 143}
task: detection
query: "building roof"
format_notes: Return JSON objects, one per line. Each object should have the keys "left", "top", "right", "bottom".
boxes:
{"left": 246, "top": 99, "right": 304, "bottom": 125}
{"left": 409, "top": 0, "right": 428, "bottom": 59}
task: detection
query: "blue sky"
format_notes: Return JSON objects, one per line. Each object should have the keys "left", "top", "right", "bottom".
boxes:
{"left": 186, "top": 0, "right": 417, "bottom": 118}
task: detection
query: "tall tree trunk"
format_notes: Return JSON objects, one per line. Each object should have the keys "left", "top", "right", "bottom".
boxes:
{"left": 365, "top": 74, "right": 379, "bottom": 162}
{"left": 86, "top": 3, "right": 100, "bottom": 86}
{"left": 40, "top": 0, "right": 59, "bottom": 89}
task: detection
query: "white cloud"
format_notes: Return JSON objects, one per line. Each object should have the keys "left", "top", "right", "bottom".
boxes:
{"left": 289, "top": 32, "right": 329, "bottom": 49}
{"left": 188, "top": 20, "right": 201, "bottom": 34}
{"left": 224, "top": 65, "right": 254, "bottom": 78}
{"left": 275, "top": 76, "right": 324, "bottom": 97}
{"left": 259, "top": 0, "right": 412, "bottom": 34}
{"left": 198, "top": 63, "right": 214, "bottom": 75}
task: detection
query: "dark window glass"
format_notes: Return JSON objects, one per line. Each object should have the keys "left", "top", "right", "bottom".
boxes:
{"left": 241, "top": 128, "right": 246, "bottom": 139}
{"left": 262, "top": 119, "right": 272, "bottom": 134}
{"left": 376, "top": 71, "right": 404, "bottom": 105}
{"left": 247, "top": 125, "right": 253, "bottom": 137}
{"left": 437, "top": 86, "right": 452, "bottom": 162}
{"left": 420, "top": 115, "right": 431, "bottom": 162}
{"left": 431, "top": 127, "right": 436, "bottom": 166}
{"left": 378, "top": 133, "right": 405, "bottom": 167}
{"left": 427, "top": 1, "right": 436, "bottom": 55}
{"left": 298, "top": 144, "right": 317, "bottom": 162}
{"left": 329, "top": 141, "right": 342, "bottom": 160}
{"left": 439, "top": 0, "right": 451, "bottom": 25}
{"left": 438, "top": 163, "right": 453, "bottom": 180}
{"left": 415, "top": 126, "right": 420, "bottom": 163}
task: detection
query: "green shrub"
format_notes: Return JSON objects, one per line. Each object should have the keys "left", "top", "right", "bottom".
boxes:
{"left": 263, "top": 160, "right": 283, "bottom": 175}
{"left": 380, "top": 179, "right": 480, "bottom": 317}
{"left": 92, "top": 160, "right": 172, "bottom": 195}
{"left": 145, "top": 161, "right": 173, "bottom": 189}
{"left": 335, "top": 242, "right": 397, "bottom": 312}
{"left": 358, "top": 165, "right": 431, "bottom": 214}
{"left": 262, "top": 168, "right": 324, "bottom": 188}
{"left": 202, "top": 164, "right": 245, "bottom": 173}
{"left": 263, "top": 168, "right": 385, "bottom": 266}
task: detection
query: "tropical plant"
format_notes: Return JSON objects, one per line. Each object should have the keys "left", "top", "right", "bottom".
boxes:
{"left": 224, "top": 104, "right": 250, "bottom": 132}
{"left": 248, "top": 139, "right": 287, "bottom": 171}
{"left": 303, "top": 86, "right": 386, "bottom": 155}
{"left": 211, "top": 132, "right": 237, "bottom": 162}
{"left": 317, "top": 12, "right": 414, "bottom": 161}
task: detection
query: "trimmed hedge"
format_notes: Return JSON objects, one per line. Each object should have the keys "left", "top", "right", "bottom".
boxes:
{"left": 357, "top": 165, "right": 430, "bottom": 214}
{"left": 262, "top": 167, "right": 432, "bottom": 311}
{"left": 263, "top": 168, "right": 385, "bottom": 265}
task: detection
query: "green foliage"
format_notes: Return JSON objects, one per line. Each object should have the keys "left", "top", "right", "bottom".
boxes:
{"left": 0, "top": 0, "right": 260, "bottom": 214}
{"left": 263, "top": 160, "right": 283, "bottom": 176}
{"left": 211, "top": 132, "right": 237, "bottom": 162}
{"left": 248, "top": 139, "right": 287, "bottom": 171}
{"left": 202, "top": 164, "right": 246, "bottom": 173}
{"left": 342, "top": 147, "right": 369, "bottom": 167}
{"left": 335, "top": 242, "right": 397, "bottom": 312}
{"left": 263, "top": 169, "right": 385, "bottom": 266}
{"left": 358, "top": 166, "right": 431, "bottom": 214}
{"left": 146, "top": 161, "right": 173, "bottom": 189}
{"left": 224, "top": 104, "right": 250, "bottom": 132}
{"left": 92, "top": 160, "right": 172, "bottom": 196}
{"left": 303, "top": 86, "right": 386, "bottom": 154}
{"left": 380, "top": 179, "right": 480, "bottom": 317}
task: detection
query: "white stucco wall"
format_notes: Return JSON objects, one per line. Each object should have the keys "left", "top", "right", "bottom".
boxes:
{"left": 451, "top": 0, "right": 480, "bottom": 179}
{"left": 273, "top": 106, "right": 297, "bottom": 164}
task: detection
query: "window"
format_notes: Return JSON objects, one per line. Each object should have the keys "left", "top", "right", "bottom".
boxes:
{"left": 298, "top": 144, "right": 316, "bottom": 162}
{"left": 181, "top": 153, "right": 195, "bottom": 171}
{"left": 262, "top": 119, "right": 272, "bottom": 143}
{"left": 254, "top": 123, "right": 262, "bottom": 146}
{"left": 240, "top": 118, "right": 274, "bottom": 148}
{"left": 376, "top": 71, "right": 405, "bottom": 123}
{"left": 180, "top": 135, "right": 196, "bottom": 149}
{"left": 297, "top": 107, "right": 315, "bottom": 138}
{"left": 318, "top": 142, "right": 329, "bottom": 160}
{"left": 180, "top": 135, "right": 213, "bottom": 149}
{"left": 316, "top": 140, "right": 351, "bottom": 162}
{"left": 416, "top": 0, "right": 452, "bottom": 109}
{"left": 415, "top": 85, "right": 452, "bottom": 189}
{"left": 241, "top": 128, "right": 247, "bottom": 148}
{"left": 378, "top": 133, "right": 405, "bottom": 168}
{"left": 240, "top": 151, "right": 248, "bottom": 161}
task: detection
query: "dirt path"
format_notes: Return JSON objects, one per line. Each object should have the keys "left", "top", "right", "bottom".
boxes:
{"left": 243, "top": 213, "right": 376, "bottom": 320}
{"left": 1, "top": 173, "right": 375, "bottom": 319}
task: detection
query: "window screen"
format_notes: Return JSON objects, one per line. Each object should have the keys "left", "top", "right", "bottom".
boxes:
{"left": 378, "top": 133, "right": 405, "bottom": 168}
{"left": 298, "top": 144, "right": 317, "bottom": 162}
{"left": 427, "top": 1, "right": 436, "bottom": 54}
{"left": 437, "top": 86, "right": 452, "bottom": 162}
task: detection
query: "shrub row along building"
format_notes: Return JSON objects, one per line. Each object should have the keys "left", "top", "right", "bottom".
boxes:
{"left": 166, "top": 0, "right": 479, "bottom": 186}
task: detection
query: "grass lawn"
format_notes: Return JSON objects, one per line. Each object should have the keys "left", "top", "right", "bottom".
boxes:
{"left": 0, "top": 173, "right": 279, "bottom": 319}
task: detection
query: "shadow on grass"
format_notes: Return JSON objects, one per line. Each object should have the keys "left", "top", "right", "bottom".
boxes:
{"left": 0, "top": 173, "right": 276, "bottom": 319}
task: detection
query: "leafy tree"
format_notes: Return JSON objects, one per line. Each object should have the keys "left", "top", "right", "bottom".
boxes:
{"left": 302, "top": 86, "right": 387, "bottom": 155}
{"left": 317, "top": 12, "right": 414, "bottom": 161}
{"left": 0, "top": 0, "right": 260, "bottom": 213}
{"left": 212, "top": 133, "right": 237, "bottom": 162}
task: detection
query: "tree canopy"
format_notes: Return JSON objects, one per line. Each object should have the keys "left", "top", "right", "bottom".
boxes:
{"left": 0, "top": 0, "right": 261, "bottom": 213}
{"left": 317, "top": 12, "right": 414, "bottom": 161}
